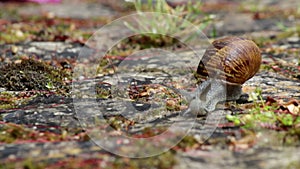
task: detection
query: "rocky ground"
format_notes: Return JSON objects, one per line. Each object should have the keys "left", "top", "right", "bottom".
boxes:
{"left": 0, "top": 0, "right": 300, "bottom": 168}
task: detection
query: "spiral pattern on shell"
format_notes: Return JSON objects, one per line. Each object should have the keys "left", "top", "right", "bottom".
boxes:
{"left": 197, "top": 37, "right": 261, "bottom": 85}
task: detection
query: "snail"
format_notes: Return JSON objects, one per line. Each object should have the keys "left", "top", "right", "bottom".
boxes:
{"left": 179, "top": 36, "right": 261, "bottom": 115}
{"left": 196, "top": 36, "right": 261, "bottom": 86}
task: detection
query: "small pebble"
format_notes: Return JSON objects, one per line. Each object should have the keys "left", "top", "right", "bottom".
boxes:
{"left": 287, "top": 36, "right": 299, "bottom": 43}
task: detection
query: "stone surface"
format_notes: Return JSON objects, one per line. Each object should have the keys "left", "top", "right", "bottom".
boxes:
{"left": 17, "top": 0, "right": 118, "bottom": 19}
{"left": 0, "top": 0, "right": 300, "bottom": 168}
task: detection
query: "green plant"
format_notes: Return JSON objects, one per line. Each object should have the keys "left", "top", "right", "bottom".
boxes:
{"left": 45, "top": 81, "right": 55, "bottom": 90}
{"left": 276, "top": 21, "right": 289, "bottom": 32}
{"left": 124, "top": 0, "right": 213, "bottom": 44}
{"left": 226, "top": 87, "right": 300, "bottom": 130}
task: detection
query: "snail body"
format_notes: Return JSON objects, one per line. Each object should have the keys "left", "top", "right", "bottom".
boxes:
{"left": 182, "top": 36, "right": 262, "bottom": 115}
{"left": 197, "top": 36, "right": 261, "bottom": 85}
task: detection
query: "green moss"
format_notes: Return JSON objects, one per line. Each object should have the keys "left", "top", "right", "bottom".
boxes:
{"left": 1, "top": 151, "right": 176, "bottom": 169}
{"left": 285, "top": 160, "right": 300, "bottom": 169}
{"left": 104, "top": 115, "right": 135, "bottom": 132}
{"left": 96, "top": 87, "right": 111, "bottom": 99}
{"left": 283, "top": 128, "right": 300, "bottom": 146}
{"left": 0, "top": 151, "right": 176, "bottom": 169}
{"left": 112, "top": 151, "right": 177, "bottom": 169}
{"left": 0, "top": 15, "right": 95, "bottom": 44}
{"left": 226, "top": 101, "right": 299, "bottom": 130}
{"left": 0, "top": 58, "right": 71, "bottom": 95}
{"left": 0, "top": 123, "right": 31, "bottom": 143}
{"left": 0, "top": 159, "right": 46, "bottom": 169}
{"left": 131, "top": 127, "right": 168, "bottom": 138}
{"left": 0, "top": 122, "right": 89, "bottom": 144}
{"left": 0, "top": 91, "right": 35, "bottom": 110}
{"left": 226, "top": 87, "right": 300, "bottom": 145}
{"left": 177, "top": 135, "right": 199, "bottom": 149}
{"left": 0, "top": 92, "right": 18, "bottom": 109}
{"left": 0, "top": 7, "right": 19, "bottom": 21}
{"left": 0, "top": 30, "right": 30, "bottom": 44}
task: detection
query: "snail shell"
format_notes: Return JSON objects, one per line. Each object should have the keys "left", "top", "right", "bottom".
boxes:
{"left": 197, "top": 36, "right": 261, "bottom": 85}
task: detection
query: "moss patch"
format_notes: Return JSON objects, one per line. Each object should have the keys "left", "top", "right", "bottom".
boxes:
{"left": 112, "top": 151, "right": 177, "bottom": 169}
{"left": 0, "top": 122, "right": 89, "bottom": 144}
{"left": 0, "top": 150, "right": 176, "bottom": 169}
{"left": 0, "top": 58, "right": 71, "bottom": 95}
{"left": 0, "top": 91, "right": 32, "bottom": 110}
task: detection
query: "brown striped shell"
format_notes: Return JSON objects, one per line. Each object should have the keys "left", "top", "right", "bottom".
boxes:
{"left": 196, "top": 37, "right": 261, "bottom": 85}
